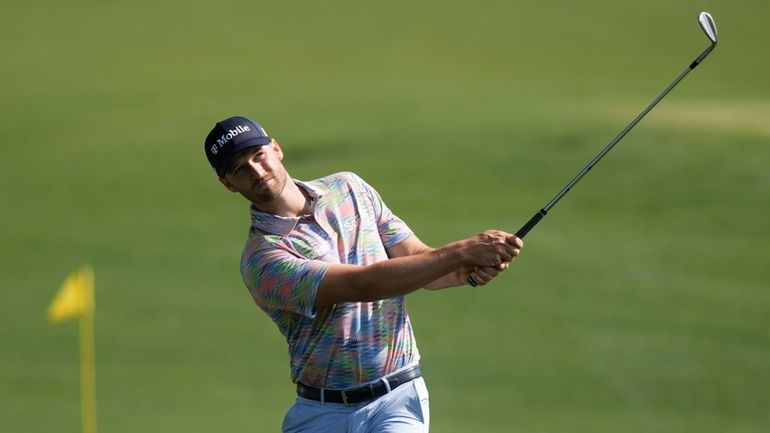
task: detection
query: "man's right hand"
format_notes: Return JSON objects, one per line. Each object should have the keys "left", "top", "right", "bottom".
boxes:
{"left": 457, "top": 230, "right": 523, "bottom": 268}
{"left": 457, "top": 231, "right": 523, "bottom": 287}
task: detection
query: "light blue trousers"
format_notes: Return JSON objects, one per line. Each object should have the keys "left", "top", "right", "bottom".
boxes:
{"left": 282, "top": 377, "right": 430, "bottom": 433}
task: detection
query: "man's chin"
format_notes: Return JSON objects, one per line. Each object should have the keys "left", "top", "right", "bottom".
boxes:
{"left": 247, "top": 176, "right": 287, "bottom": 209}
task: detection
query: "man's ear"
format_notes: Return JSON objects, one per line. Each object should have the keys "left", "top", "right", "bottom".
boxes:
{"left": 272, "top": 140, "right": 284, "bottom": 161}
{"left": 219, "top": 176, "right": 238, "bottom": 193}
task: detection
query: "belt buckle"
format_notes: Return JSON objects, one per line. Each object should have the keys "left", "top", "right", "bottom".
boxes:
{"left": 341, "top": 389, "right": 350, "bottom": 405}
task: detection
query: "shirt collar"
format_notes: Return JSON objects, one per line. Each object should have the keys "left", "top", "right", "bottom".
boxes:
{"left": 249, "top": 178, "right": 329, "bottom": 236}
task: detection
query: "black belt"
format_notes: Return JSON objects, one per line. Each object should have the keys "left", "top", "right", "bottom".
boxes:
{"left": 296, "top": 365, "right": 422, "bottom": 405}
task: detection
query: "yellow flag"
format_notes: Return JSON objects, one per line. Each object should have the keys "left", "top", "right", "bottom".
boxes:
{"left": 47, "top": 265, "right": 94, "bottom": 323}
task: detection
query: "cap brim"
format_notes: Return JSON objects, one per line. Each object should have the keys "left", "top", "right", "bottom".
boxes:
{"left": 234, "top": 136, "right": 271, "bottom": 150}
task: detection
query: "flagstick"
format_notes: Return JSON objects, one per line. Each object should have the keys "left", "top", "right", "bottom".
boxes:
{"left": 79, "top": 286, "right": 97, "bottom": 433}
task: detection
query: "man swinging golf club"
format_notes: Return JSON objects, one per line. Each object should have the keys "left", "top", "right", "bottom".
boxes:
{"left": 204, "top": 116, "right": 523, "bottom": 432}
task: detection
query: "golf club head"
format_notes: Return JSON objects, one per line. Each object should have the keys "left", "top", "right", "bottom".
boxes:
{"left": 699, "top": 11, "right": 718, "bottom": 45}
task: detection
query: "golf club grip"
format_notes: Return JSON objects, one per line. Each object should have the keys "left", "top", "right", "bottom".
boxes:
{"left": 515, "top": 209, "right": 547, "bottom": 239}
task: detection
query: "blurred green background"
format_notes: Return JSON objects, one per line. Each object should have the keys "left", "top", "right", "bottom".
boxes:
{"left": 2, "top": 0, "right": 769, "bottom": 432}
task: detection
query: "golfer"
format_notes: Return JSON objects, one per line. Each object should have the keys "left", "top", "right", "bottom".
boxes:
{"left": 204, "top": 116, "right": 523, "bottom": 432}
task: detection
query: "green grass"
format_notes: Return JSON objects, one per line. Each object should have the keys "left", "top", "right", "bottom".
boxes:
{"left": 2, "top": 1, "right": 769, "bottom": 432}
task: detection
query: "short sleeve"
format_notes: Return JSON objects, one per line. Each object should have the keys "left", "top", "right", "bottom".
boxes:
{"left": 241, "top": 246, "right": 330, "bottom": 318}
{"left": 349, "top": 173, "right": 414, "bottom": 248}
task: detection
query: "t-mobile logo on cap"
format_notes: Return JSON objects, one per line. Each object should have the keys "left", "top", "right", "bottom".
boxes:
{"left": 210, "top": 125, "right": 251, "bottom": 155}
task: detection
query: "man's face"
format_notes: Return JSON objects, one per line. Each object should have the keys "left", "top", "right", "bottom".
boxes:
{"left": 219, "top": 140, "right": 289, "bottom": 207}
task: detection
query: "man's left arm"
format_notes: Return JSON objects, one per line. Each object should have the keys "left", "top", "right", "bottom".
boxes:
{"left": 386, "top": 236, "right": 510, "bottom": 289}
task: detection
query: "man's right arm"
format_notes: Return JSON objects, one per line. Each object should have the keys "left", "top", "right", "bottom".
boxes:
{"left": 314, "top": 230, "right": 520, "bottom": 308}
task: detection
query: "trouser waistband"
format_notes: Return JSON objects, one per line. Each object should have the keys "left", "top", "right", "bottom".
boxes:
{"left": 296, "top": 365, "right": 422, "bottom": 405}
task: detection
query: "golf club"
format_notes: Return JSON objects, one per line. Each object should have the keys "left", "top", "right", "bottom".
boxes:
{"left": 468, "top": 11, "right": 718, "bottom": 286}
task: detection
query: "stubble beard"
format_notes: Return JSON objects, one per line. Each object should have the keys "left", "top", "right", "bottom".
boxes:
{"left": 250, "top": 169, "right": 288, "bottom": 205}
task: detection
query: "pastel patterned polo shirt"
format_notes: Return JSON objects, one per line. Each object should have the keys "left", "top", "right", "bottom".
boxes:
{"left": 240, "top": 171, "right": 419, "bottom": 388}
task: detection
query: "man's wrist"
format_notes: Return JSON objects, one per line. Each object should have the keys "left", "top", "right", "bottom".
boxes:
{"left": 435, "top": 241, "right": 469, "bottom": 268}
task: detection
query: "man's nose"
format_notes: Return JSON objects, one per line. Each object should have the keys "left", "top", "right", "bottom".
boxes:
{"left": 248, "top": 160, "right": 266, "bottom": 177}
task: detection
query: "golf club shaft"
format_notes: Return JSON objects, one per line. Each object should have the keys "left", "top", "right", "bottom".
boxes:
{"left": 467, "top": 11, "right": 717, "bottom": 286}
{"left": 515, "top": 44, "right": 715, "bottom": 240}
